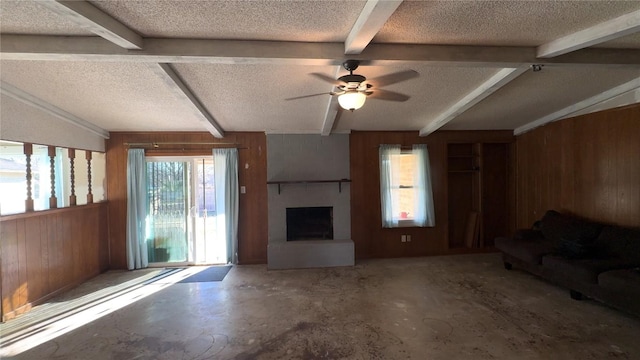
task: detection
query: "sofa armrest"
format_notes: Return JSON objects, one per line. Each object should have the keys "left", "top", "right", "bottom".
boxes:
{"left": 514, "top": 229, "right": 544, "bottom": 242}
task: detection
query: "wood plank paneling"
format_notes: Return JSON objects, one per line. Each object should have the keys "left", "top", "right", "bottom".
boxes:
{"left": 0, "top": 203, "right": 108, "bottom": 321}
{"left": 350, "top": 130, "right": 514, "bottom": 259}
{"left": 516, "top": 103, "right": 640, "bottom": 228}
{"left": 448, "top": 172, "right": 473, "bottom": 248}
{"left": 25, "top": 217, "right": 43, "bottom": 302}
{"left": 106, "top": 132, "right": 268, "bottom": 267}
{"left": 481, "top": 143, "right": 509, "bottom": 247}
{"left": 1, "top": 220, "right": 19, "bottom": 318}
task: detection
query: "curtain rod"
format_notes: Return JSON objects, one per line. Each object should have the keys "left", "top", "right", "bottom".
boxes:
{"left": 376, "top": 144, "right": 428, "bottom": 149}
{"left": 124, "top": 141, "right": 246, "bottom": 148}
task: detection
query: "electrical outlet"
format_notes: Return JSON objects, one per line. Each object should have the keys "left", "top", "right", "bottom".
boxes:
{"left": 401, "top": 235, "right": 406, "bottom": 242}
{"left": 407, "top": 235, "right": 411, "bottom": 242}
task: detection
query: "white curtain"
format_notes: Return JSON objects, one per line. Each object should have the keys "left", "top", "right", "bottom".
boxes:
{"left": 213, "top": 148, "right": 239, "bottom": 264}
{"left": 126, "top": 149, "right": 149, "bottom": 270}
{"left": 413, "top": 144, "right": 435, "bottom": 227}
{"left": 379, "top": 144, "right": 401, "bottom": 228}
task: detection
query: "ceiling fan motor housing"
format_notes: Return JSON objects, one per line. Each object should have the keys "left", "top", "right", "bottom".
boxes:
{"left": 342, "top": 59, "right": 360, "bottom": 72}
{"left": 338, "top": 74, "right": 366, "bottom": 84}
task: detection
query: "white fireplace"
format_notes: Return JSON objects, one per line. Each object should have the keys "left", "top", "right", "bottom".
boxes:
{"left": 266, "top": 134, "right": 354, "bottom": 269}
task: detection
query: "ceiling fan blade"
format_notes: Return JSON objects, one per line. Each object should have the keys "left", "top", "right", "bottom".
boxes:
{"left": 367, "top": 70, "right": 419, "bottom": 88}
{"left": 367, "top": 89, "right": 411, "bottom": 102}
{"left": 310, "top": 73, "right": 346, "bottom": 86}
{"left": 285, "top": 93, "right": 331, "bottom": 101}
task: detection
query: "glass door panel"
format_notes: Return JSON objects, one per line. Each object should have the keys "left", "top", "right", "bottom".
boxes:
{"left": 146, "top": 161, "right": 190, "bottom": 264}
{"left": 194, "top": 158, "right": 225, "bottom": 264}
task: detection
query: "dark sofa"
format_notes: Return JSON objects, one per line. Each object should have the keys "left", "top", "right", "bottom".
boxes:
{"left": 495, "top": 210, "right": 640, "bottom": 317}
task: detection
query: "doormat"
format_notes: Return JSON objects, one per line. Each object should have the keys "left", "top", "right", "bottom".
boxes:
{"left": 178, "top": 265, "right": 232, "bottom": 283}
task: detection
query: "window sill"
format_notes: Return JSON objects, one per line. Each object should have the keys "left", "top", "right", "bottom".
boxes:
{"left": 384, "top": 219, "right": 425, "bottom": 228}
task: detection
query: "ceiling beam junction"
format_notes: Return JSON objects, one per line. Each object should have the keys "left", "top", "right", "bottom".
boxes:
{"left": 38, "top": 0, "right": 143, "bottom": 50}
{"left": 345, "top": 0, "right": 403, "bottom": 55}
{"left": 3, "top": 36, "right": 640, "bottom": 67}
{"left": 514, "top": 76, "right": 640, "bottom": 135}
{"left": 322, "top": 0, "right": 403, "bottom": 136}
{"left": 149, "top": 64, "right": 225, "bottom": 138}
{"left": 537, "top": 9, "right": 640, "bottom": 58}
{"left": 419, "top": 67, "right": 529, "bottom": 136}
{"left": 0, "top": 81, "right": 110, "bottom": 139}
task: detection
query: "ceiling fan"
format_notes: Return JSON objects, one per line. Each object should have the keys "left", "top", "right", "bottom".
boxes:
{"left": 286, "top": 60, "right": 419, "bottom": 111}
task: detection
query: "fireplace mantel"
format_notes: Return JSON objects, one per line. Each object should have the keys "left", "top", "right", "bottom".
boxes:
{"left": 267, "top": 179, "right": 351, "bottom": 194}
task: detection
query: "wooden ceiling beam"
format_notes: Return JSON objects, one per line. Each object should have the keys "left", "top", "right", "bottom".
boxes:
{"left": 3, "top": 36, "right": 640, "bottom": 67}
{"left": 321, "top": 1, "right": 403, "bottom": 136}
{"left": 537, "top": 9, "right": 640, "bottom": 58}
{"left": 419, "top": 67, "right": 528, "bottom": 136}
{"left": 514, "top": 76, "right": 640, "bottom": 135}
{"left": 149, "top": 64, "right": 225, "bottom": 138}
{"left": 38, "top": 0, "right": 143, "bottom": 50}
{"left": 345, "top": 0, "right": 403, "bottom": 55}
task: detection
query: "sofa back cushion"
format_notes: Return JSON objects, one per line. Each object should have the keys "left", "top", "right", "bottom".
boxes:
{"left": 539, "top": 210, "right": 603, "bottom": 258}
{"left": 594, "top": 225, "right": 640, "bottom": 263}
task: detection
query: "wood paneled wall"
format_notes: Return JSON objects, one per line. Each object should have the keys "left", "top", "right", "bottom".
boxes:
{"left": 1, "top": 203, "right": 109, "bottom": 321}
{"left": 516, "top": 104, "right": 640, "bottom": 228}
{"left": 350, "top": 131, "right": 514, "bottom": 259}
{"left": 105, "top": 132, "right": 268, "bottom": 268}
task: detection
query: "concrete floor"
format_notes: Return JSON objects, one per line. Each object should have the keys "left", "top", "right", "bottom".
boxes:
{"left": 2, "top": 253, "right": 639, "bottom": 359}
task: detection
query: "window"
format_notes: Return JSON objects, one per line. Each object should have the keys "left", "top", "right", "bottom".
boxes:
{"left": 0, "top": 140, "right": 106, "bottom": 215}
{"left": 0, "top": 141, "right": 27, "bottom": 215}
{"left": 379, "top": 144, "right": 435, "bottom": 228}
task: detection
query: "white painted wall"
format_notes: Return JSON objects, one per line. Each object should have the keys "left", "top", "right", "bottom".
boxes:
{"left": 267, "top": 134, "right": 351, "bottom": 244}
{"left": 0, "top": 94, "right": 105, "bottom": 151}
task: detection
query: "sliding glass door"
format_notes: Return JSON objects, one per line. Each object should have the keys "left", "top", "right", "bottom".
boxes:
{"left": 146, "top": 157, "right": 224, "bottom": 266}
{"left": 193, "top": 158, "right": 225, "bottom": 264}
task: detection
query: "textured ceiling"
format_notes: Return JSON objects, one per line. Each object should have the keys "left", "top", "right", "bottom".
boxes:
{"left": 92, "top": 0, "right": 367, "bottom": 41}
{"left": 334, "top": 65, "right": 500, "bottom": 132}
{"left": 173, "top": 63, "right": 338, "bottom": 132}
{"left": 598, "top": 33, "right": 640, "bottom": 49}
{"left": 375, "top": 1, "right": 640, "bottom": 46}
{"left": 0, "top": 60, "right": 207, "bottom": 131}
{"left": 0, "top": 0, "right": 93, "bottom": 35}
{"left": 443, "top": 66, "right": 640, "bottom": 130}
{"left": 1, "top": 0, "right": 639, "bottom": 138}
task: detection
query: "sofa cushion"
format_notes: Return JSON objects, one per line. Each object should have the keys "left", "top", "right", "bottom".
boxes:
{"left": 513, "top": 229, "right": 544, "bottom": 242}
{"left": 538, "top": 210, "right": 603, "bottom": 258}
{"left": 542, "top": 255, "right": 639, "bottom": 284}
{"left": 495, "top": 237, "right": 555, "bottom": 265}
{"left": 598, "top": 268, "right": 640, "bottom": 296}
{"left": 593, "top": 226, "right": 640, "bottom": 263}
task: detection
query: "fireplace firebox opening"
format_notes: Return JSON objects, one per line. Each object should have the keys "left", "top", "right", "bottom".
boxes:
{"left": 286, "top": 207, "right": 333, "bottom": 241}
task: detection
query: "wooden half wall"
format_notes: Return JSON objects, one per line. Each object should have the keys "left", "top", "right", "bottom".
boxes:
{"left": 516, "top": 103, "right": 640, "bottom": 228}
{"left": 105, "top": 132, "right": 268, "bottom": 268}
{"left": 1, "top": 203, "right": 109, "bottom": 321}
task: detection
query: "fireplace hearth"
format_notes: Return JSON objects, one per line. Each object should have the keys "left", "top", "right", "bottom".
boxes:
{"left": 286, "top": 207, "right": 333, "bottom": 241}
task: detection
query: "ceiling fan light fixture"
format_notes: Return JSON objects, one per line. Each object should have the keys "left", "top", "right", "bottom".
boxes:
{"left": 338, "top": 91, "right": 366, "bottom": 111}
